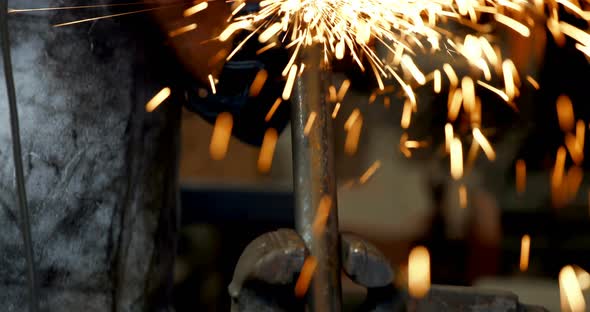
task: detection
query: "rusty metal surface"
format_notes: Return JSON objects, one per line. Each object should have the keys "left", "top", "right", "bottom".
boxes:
{"left": 290, "top": 44, "right": 342, "bottom": 311}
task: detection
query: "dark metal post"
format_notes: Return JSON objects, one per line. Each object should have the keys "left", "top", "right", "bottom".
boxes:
{"left": 291, "top": 45, "right": 342, "bottom": 311}
{"left": 0, "top": 2, "right": 39, "bottom": 311}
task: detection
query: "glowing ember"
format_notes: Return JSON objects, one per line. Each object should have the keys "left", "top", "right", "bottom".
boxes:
{"left": 304, "top": 111, "right": 317, "bottom": 136}
{"left": 344, "top": 116, "right": 362, "bottom": 155}
{"left": 249, "top": 69, "right": 269, "bottom": 96}
{"left": 331, "top": 102, "right": 341, "bottom": 119}
{"left": 210, "top": 112, "right": 233, "bottom": 160}
{"left": 344, "top": 109, "right": 361, "bottom": 130}
{"left": 445, "top": 123, "right": 453, "bottom": 153}
{"left": 168, "top": 23, "right": 197, "bottom": 37}
{"left": 183, "top": 2, "right": 208, "bottom": 17}
{"left": 258, "top": 128, "right": 279, "bottom": 173}
{"left": 265, "top": 98, "right": 283, "bottom": 122}
{"left": 559, "top": 265, "right": 586, "bottom": 312}
{"left": 472, "top": 128, "right": 496, "bottom": 161}
{"left": 519, "top": 234, "right": 530, "bottom": 272}
{"left": 401, "top": 99, "right": 412, "bottom": 129}
{"left": 575, "top": 266, "right": 590, "bottom": 290}
{"left": 208, "top": 74, "right": 217, "bottom": 94}
{"left": 312, "top": 196, "right": 333, "bottom": 235}
{"left": 282, "top": 64, "right": 298, "bottom": 100}
{"left": 145, "top": 87, "right": 171, "bottom": 112}
{"left": 359, "top": 160, "right": 381, "bottom": 184}
{"left": 408, "top": 246, "right": 431, "bottom": 298}
{"left": 458, "top": 184, "right": 467, "bottom": 209}
{"left": 337, "top": 79, "right": 351, "bottom": 102}
{"left": 450, "top": 137, "right": 463, "bottom": 180}
{"left": 557, "top": 95, "right": 575, "bottom": 133}
{"left": 295, "top": 256, "right": 318, "bottom": 298}
{"left": 526, "top": 75, "right": 540, "bottom": 90}
{"left": 516, "top": 159, "right": 526, "bottom": 194}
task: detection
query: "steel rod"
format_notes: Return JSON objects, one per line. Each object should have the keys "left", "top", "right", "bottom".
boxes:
{"left": 291, "top": 45, "right": 342, "bottom": 311}
{"left": 0, "top": 2, "right": 40, "bottom": 311}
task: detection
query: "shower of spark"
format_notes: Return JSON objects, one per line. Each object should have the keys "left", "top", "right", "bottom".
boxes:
{"left": 13, "top": 0, "right": 590, "bottom": 177}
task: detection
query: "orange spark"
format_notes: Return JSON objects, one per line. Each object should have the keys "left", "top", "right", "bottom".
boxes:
{"left": 445, "top": 123, "right": 453, "bottom": 153}
{"left": 265, "top": 98, "right": 283, "bottom": 122}
{"left": 312, "top": 196, "right": 333, "bottom": 235}
{"left": 344, "top": 109, "right": 361, "bottom": 130}
{"left": 208, "top": 49, "right": 229, "bottom": 66}
{"left": 384, "top": 97, "right": 391, "bottom": 109}
{"left": 208, "top": 74, "right": 217, "bottom": 94}
{"left": 519, "top": 234, "right": 530, "bottom": 272}
{"left": 401, "top": 55, "right": 426, "bottom": 85}
{"left": 450, "top": 137, "right": 463, "bottom": 180}
{"left": 495, "top": 14, "right": 530, "bottom": 37}
{"left": 259, "top": 22, "right": 283, "bottom": 43}
{"left": 210, "top": 112, "right": 233, "bottom": 160}
{"left": 461, "top": 77, "right": 475, "bottom": 113}
{"left": 183, "top": 1, "right": 208, "bottom": 17}
{"left": 332, "top": 103, "right": 341, "bottom": 119}
{"left": 168, "top": 23, "right": 197, "bottom": 38}
{"left": 53, "top": 6, "right": 172, "bottom": 27}
{"left": 256, "top": 42, "right": 277, "bottom": 55}
{"left": 502, "top": 60, "right": 516, "bottom": 99}
{"left": 443, "top": 63, "right": 459, "bottom": 87}
{"left": 282, "top": 65, "right": 298, "bottom": 100}
{"left": 249, "top": 69, "right": 268, "bottom": 97}
{"left": 552, "top": 146, "right": 567, "bottom": 189}
{"left": 401, "top": 99, "right": 412, "bottom": 129}
{"left": 408, "top": 246, "right": 431, "bottom": 298}
{"left": 433, "top": 69, "right": 442, "bottom": 94}
{"left": 359, "top": 160, "right": 381, "bottom": 184}
{"left": 337, "top": 79, "right": 351, "bottom": 102}
{"left": 557, "top": 95, "right": 575, "bottom": 132}
{"left": 258, "top": 128, "right": 279, "bottom": 173}
{"left": 526, "top": 76, "right": 540, "bottom": 90}
{"left": 516, "top": 159, "right": 526, "bottom": 194}
{"left": 560, "top": 265, "right": 586, "bottom": 312}
{"left": 448, "top": 88, "right": 463, "bottom": 122}
{"left": 328, "top": 85, "right": 338, "bottom": 103}
{"left": 576, "top": 120, "right": 585, "bottom": 151}
{"left": 566, "top": 166, "right": 584, "bottom": 200}
{"left": 459, "top": 184, "right": 467, "bottom": 209}
{"left": 295, "top": 256, "right": 318, "bottom": 298}
{"left": 472, "top": 128, "right": 496, "bottom": 161}
{"left": 565, "top": 134, "right": 584, "bottom": 165}
{"left": 230, "top": 2, "right": 246, "bottom": 17}
{"left": 368, "top": 92, "right": 377, "bottom": 104}
{"left": 145, "top": 87, "right": 171, "bottom": 112}
{"left": 304, "top": 112, "right": 317, "bottom": 136}
{"left": 345, "top": 116, "right": 363, "bottom": 156}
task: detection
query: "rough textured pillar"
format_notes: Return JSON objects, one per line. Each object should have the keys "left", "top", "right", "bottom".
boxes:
{"left": 0, "top": 1, "right": 180, "bottom": 311}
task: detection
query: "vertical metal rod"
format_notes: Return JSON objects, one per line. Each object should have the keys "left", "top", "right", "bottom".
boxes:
{"left": 291, "top": 45, "right": 342, "bottom": 311}
{"left": 0, "top": 2, "right": 40, "bottom": 312}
